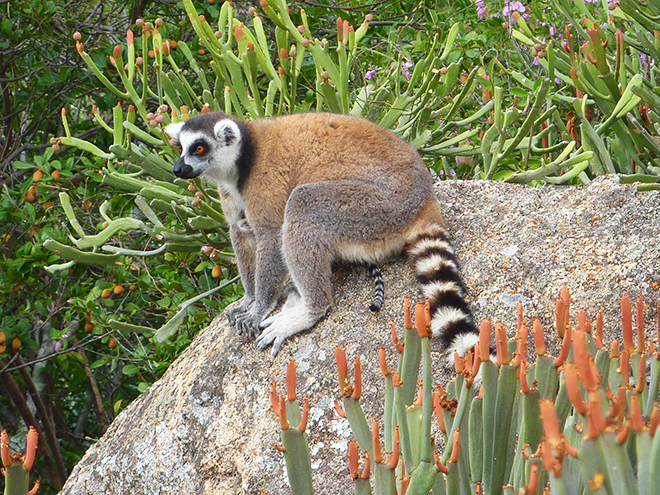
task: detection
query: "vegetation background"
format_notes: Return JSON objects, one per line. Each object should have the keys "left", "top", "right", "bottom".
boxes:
{"left": 0, "top": 0, "right": 658, "bottom": 492}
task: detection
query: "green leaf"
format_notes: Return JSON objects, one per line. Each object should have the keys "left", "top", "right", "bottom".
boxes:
{"left": 122, "top": 364, "right": 140, "bottom": 376}
{"left": 12, "top": 161, "right": 36, "bottom": 170}
{"left": 90, "top": 358, "right": 107, "bottom": 369}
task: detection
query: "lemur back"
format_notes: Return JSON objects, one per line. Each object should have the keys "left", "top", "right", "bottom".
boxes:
{"left": 166, "top": 112, "right": 477, "bottom": 357}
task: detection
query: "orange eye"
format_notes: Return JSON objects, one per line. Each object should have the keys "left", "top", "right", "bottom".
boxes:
{"left": 196, "top": 145, "right": 205, "bottom": 153}
{"left": 178, "top": 146, "right": 182, "bottom": 153}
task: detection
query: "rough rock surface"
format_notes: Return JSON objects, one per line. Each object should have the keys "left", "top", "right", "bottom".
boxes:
{"left": 60, "top": 177, "right": 660, "bottom": 495}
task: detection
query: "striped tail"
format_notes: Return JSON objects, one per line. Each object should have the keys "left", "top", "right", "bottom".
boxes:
{"left": 368, "top": 264, "right": 385, "bottom": 312}
{"left": 406, "top": 224, "right": 478, "bottom": 356}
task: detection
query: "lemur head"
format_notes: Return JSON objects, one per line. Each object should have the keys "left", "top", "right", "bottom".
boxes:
{"left": 165, "top": 112, "right": 243, "bottom": 184}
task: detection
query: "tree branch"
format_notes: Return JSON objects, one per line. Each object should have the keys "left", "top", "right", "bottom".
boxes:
{"left": 77, "top": 349, "right": 110, "bottom": 434}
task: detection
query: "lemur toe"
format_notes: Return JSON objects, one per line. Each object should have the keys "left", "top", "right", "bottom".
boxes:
{"left": 234, "top": 312, "right": 260, "bottom": 339}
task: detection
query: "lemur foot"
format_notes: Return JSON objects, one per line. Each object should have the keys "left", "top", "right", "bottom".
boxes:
{"left": 257, "top": 297, "right": 323, "bottom": 358}
{"left": 233, "top": 311, "right": 261, "bottom": 339}
{"left": 226, "top": 297, "right": 254, "bottom": 326}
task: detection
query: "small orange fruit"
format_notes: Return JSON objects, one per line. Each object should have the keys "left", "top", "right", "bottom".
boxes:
{"left": 211, "top": 265, "right": 222, "bottom": 278}
{"left": 101, "top": 288, "right": 112, "bottom": 299}
{"left": 84, "top": 323, "right": 94, "bottom": 333}
{"left": 108, "top": 337, "right": 117, "bottom": 349}
{"left": 33, "top": 170, "right": 43, "bottom": 182}
{"left": 0, "top": 344, "right": 5, "bottom": 354}
{"left": 12, "top": 337, "right": 22, "bottom": 350}
{"left": 113, "top": 285, "right": 124, "bottom": 296}
{"left": 0, "top": 332, "right": 6, "bottom": 344}
{"left": 52, "top": 170, "right": 60, "bottom": 181}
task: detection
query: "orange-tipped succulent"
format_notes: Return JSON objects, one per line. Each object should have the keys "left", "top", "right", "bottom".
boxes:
{"left": 1, "top": 427, "right": 40, "bottom": 494}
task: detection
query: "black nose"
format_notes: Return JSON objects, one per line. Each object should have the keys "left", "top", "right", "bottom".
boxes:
{"left": 172, "top": 158, "right": 194, "bottom": 179}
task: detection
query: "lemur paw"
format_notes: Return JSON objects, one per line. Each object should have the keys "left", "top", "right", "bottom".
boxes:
{"left": 233, "top": 311, "right": 261, "bottom": 339}
{"left": 256, "top": 300, "right": 322, "bottom": 358}
{"left": 226, "top": 297, "right": 254, "bottom": 326}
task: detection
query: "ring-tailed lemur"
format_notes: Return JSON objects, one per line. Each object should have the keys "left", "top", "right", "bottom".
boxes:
{"left": 165, "top": 112, "right": 477, "bottom": 357}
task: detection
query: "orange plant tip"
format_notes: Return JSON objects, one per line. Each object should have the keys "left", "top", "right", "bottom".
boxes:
{"left": 101, "top": 288, "right": 113, "bottom": 299}
{"left": 12, "top": 337, "right": 22, "bottom": 350}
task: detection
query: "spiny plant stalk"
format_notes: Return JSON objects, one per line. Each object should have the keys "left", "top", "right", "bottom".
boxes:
{"left": 1, "top": 427, "right": 40, "bottom": 495}
{"left": 271, "top": 287, "right": 660, "bottom": 494}
{"left": 505, "top": 2, "right": 660, "bottom": 186}
{"left": 269, "top": 360, "right": 313, "bottom": 495}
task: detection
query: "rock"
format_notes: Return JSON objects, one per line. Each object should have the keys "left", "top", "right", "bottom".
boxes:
{"left": 60, "top": 177, "right": 660, "bottom": 494}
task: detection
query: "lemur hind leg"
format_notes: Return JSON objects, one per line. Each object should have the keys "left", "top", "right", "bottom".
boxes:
{"left": 257, "top": 179, "right": 416, "bottom": 356}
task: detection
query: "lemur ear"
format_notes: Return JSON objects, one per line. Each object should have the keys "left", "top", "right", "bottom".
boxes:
{"left": 164, "top": 122, "right": 185, "bottom": 141}
{"left": 214, "top": 119, "right": 241, "bottom": 147}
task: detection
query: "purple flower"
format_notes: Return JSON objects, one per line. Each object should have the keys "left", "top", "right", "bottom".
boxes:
{"left": 555, "top": 77, "right": 563, "bottom": 85}
{"left": 55, "top": 341, "right": 62, "bottom": 352}
{"left": 450, "top": 169, "right": 456, "bottom": 176}
{"left": 62, "top": 333, "right": 69, "bottom": 340}
{"left": 641, "top": 54, "right": 647, "bottom": 69}
{"left": 440, "top": 170, "right": 445, "bottom": 176}
{"left": 475, "top": 0, "right": 487, "bottom": 18}
{"left": 365, "top": 69, "right": 377, "bottom": 80}
{"left": 503, "top": 1, "right": 526, "bottom": 17}
{"left": 401, "top": 60, "right": 413, "bottom": 79}
{"left": 549, "top": 26, "right": 556, "bottom": 36}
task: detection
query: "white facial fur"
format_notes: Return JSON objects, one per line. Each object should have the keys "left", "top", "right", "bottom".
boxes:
{"left": 164, "top": 122, "right": 184, "bottom": 140}
{"left": 167, "top": 118, "right": 243, "bottom": 186}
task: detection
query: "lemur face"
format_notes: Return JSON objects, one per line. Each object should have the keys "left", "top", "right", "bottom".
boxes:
{"left": 165, "top": 114, "right": 242, "bottom": 183}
